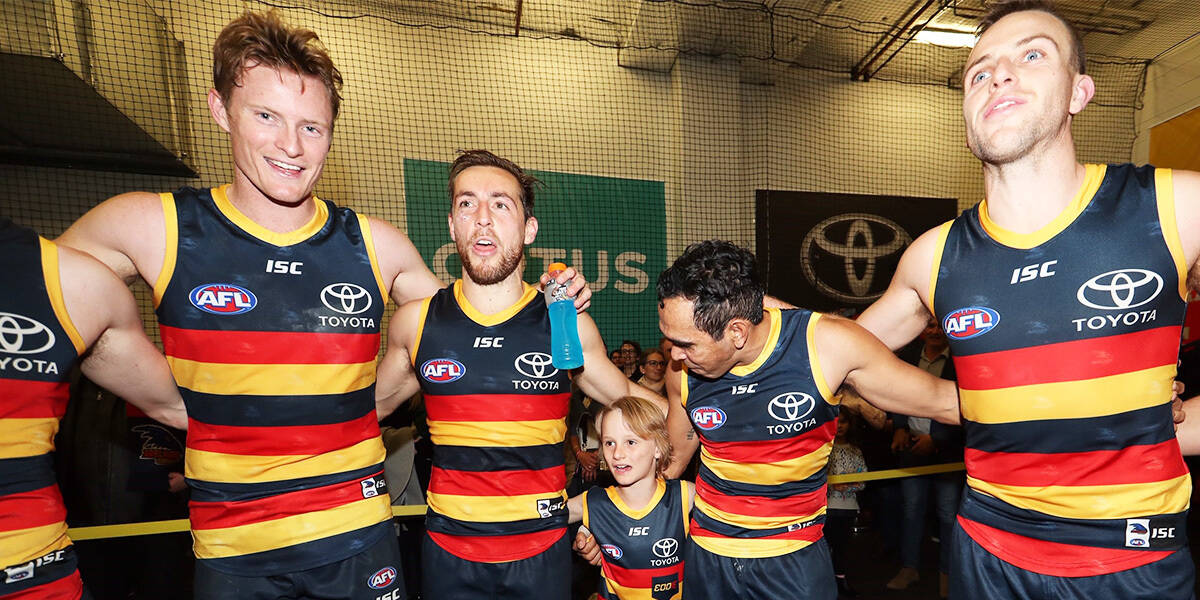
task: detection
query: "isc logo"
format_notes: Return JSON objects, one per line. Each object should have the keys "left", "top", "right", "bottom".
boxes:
{"left": 366, "top": 566, "right": 397, "bottom": 590}
{"left": 189, "top": 283, "right": 256, "bottom": 315}
{"left": 943, "top": 307, "right": 999, "bottom": 340}
{"left": 421, "top": 358, "right": 465, "bottom": 383}
{"left": 690, "top": 407, "right": 727, "bottom": 431}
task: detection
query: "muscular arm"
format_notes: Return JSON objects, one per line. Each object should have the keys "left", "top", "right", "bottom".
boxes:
{"left": 856, "top": 227, "right": 943, "bottom": 350}
{"left": 368, "top": 217, "right": 446, "bottom": 306}
{"left": 58, "top": 245, "right": 186, "bottom": 429}
{"left": 57, "top": 192, "right": 166, "bottom": 285}
{"left": 663, "top": 362, "right": 700, "bottom": 478}
{"left": 375, "top": 299, "right": 424, "bottom": 419}
{"left": 816, "top": 315, "right": 959, "bottom": 425}
{"left": 572, "top": 313, "right": 667, "bottom": 411}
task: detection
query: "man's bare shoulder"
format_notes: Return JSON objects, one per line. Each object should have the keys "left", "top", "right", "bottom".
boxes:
{"left": 363, "top": 216, "right": 443, "bottom": 303}
{"left": 55, "top": 241, "right": 139, "bottom": 347}
{"left": 58, "top": 191, "right": 166, "bottom": 283}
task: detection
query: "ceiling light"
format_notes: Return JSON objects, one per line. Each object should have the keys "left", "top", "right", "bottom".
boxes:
{"left": 913, "top": 28, "right": 977, "bottom": 48}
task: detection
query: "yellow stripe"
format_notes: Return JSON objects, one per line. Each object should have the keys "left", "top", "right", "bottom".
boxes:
{"left": 185, "top": 437, "right": 385, "bottom": 484}
{"left": 357, "top": 214, "right": 389, "bottom": 307}
{"left": 411, "top": 296, "right": 433, "bottom": 365}
{"left": 694, "top": 496, "right": 824, "bottom": 529}
{"left": 454, "top": 279, "right": 538, "bottom": 326}
{"left": 967, "top": 472, "right": 1192, "bottom": 520}
{"left": 680, "top": 480, "right": 691, "bottom": 537}
{"left": 730, "top": 307, "right": 781, "bottom": 377}
{"left": 0, "top": 523, "right": 71, "bottom": 567}
{"left": 691, "top": 533, "right": 811, "bottom": 559}
{"left": 153, "top": 192, "right": 178, "bottom": 306}
{"left": 429, "top": 418, "right": 567, "bottom": 448}
{"left": 427, "top": 490, "right": 566, "bottom": 523}
{"left": 679, "top": 368, "right": 689, "bottom": 408}
{"left": 700, "top": 442, "right": 831, "bottom": 486}
{"left": 39, "top": 238, "right": 84, "bottom": 354}
{"left": 192, "top": 495, "right": 392, "bottom": 558}
{"left": 0, "top": 418, "right": 58, "bottom": 458}
{"left": 928, "top": 221, "right": 953, "bottom": 312}
{"left": 606, "top": 479, "right": 665, "bottom": 519}
{"left": 1155, "top": 168, "right": 1188, "bottom": 301}
{"left": 67, "top": 505, "right": 429, "bottom": 541}
{"left": 212, "top": 185, "right": 329, "bottom": 246}
{"left": 960, "top": 365, "right": 1175, "bottom": 424}
{"left": 979, "top": 164, "right": 1105, "bottom": 249}
{"left": 806, "top": 313, "right": 833, "bottom": 400}
{"left": 167, "top": 358, "right": 376, "bottom": 396}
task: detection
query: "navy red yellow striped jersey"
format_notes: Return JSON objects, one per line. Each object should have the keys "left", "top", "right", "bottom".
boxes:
{"left": 582, "top": 479, "right": 690, "bottom": 600}
{"left": 682, "top": 308, "right": 838, "bottom": 559}
{"left": 931, "top": 164, "right": 1191, "bottom": 576}
{"left": 414, "top": 280, "right": 571, "bottom": 562}
{"left": 154, "top": 186, "right": 393, "bottom": 575}
{"left": 0, "top": 219, "right": 84, "bottom": 573}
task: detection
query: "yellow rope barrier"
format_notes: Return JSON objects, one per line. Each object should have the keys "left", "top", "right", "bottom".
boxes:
{"left": 66, "top": 463, "right": 966, "bottom": 540}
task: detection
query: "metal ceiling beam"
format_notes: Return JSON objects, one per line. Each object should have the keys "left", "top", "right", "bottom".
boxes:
{"left": 851, "top": 0, "right": 950, "bottom": 81}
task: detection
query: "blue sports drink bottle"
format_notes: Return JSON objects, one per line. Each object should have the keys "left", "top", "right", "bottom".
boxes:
{"left": 545, "top": 262, "right": 584, "bottom": 369}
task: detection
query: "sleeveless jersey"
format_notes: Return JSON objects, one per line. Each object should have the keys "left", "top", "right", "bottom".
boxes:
{"left": 0, "top": 221, "right": 83, "bottom": 577}
{"left": 682, "top": 308, "right": 838, "bottom": 559}
{"left": 414, "top": 280, "right": 571, "bottom": 562}
{"left": 931, "top": 164, "right": 1191, "bottom": 576}
{"left": 154, "top": 186, "right": 392, "bottom": 575}
{"left": 582, "top": 480, "right": 690, "bottom": 600}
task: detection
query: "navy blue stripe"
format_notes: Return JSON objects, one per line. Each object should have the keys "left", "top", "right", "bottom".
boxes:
{"left": 692, "top": 510, "right": 823, "bottom": 539}
{"left": 697, "top": 462, "right": 825, "bottom": 498}
{"left": 0, "top": 544, "right": 77, "bottom": 594}
{"left": 0, "top": 454, "right": 57, "bottom": 496}
{"left": 959, "top": 487, "right": 1188, "bottom": 551}
{"left": 965, "top": 403, "right": 1174, "bottom": 454}
{"left": 433, "top": 443, "right": 564, "bottom": 472}
{"left": 183, "top": 386, "right": 375, "bottom": 427}
{"left": 188, "top": 463, "right": 384, "bottom": 503}
{"left": 425, "top": 511, "right": 567, "bottom": 537}
{"left": 198, "top": 521, "right": 392, "bottom": 576}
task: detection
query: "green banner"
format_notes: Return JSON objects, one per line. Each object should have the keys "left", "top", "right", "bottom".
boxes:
{"left": 404, "top": 159, "right": 667, "bottom": 353}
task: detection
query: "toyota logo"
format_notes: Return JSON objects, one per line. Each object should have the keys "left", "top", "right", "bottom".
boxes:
{"left": 1077, "top": 269, "right": 1163, "bottom": 310}
{"left": 0, "top": 312, "right": 56, "bottom": 355}
{"left": 652, "top": 537, "right": 678, "bottom": 558}
{"left": 768, "top": 392, "right": 815, "bottom": 422}
{"left": 321, "top": 283, "right": 373, "bottom": 315}
{"left": 800, "top": 213, "right": 911, "bottom": 303}
{"left": 515, "top": 352, "right": 558, "bottom": 379}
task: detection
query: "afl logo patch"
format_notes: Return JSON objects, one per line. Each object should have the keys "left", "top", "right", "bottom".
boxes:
{"left": 189, "top": 283, "right": 257, "bottom": 315}
{"left": 421, "top": 358, "right": 465, "bottom": 383}
{"left": 601, "top": 544, "right": 623, "bottom": 560}
{"left": 690, "top": 406, "right": 727, "bottom": 431}
{"left": 366, "top": 566, "right": 397, "bottom": 589}
{"left": 943, "top": 306, "right": 999, "bottom": 340}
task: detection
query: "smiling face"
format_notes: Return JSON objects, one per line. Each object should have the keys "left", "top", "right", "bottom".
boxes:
{"left": 448, "top": 165, "right": 538, "bottom": 285}
{"left": 209, "top": 63, "right": 333, "bottom": 206}
{"left": 601, "top": 409, "right": 660, "bottom": 486}
{"left": 640, "top": 350, "right": 667, "bottom": 384}
{"left": 961, "top": 10, "right": 1093, "bottom": 166}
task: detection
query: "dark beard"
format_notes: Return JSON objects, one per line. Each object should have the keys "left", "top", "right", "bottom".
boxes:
{"left": 458, "top": 242, "right": 524, "bottom": 285}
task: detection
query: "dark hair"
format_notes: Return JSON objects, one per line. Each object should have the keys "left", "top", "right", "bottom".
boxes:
{"left": 619, "top": 340, "right": 642, "bottom": 355}
{"left": 448, "top": 150, "right": 540, "bottom": 220}
{"left": 641, "top": 349, "right": 665, "bottom": 365}
{"left": 656, "top": 240, "right": 764, "bottom": 341}
{"left": 213, "top": 10, "right": 344, "bottom": 118}
{"left": 977, "top": 0, "right": 1086, "bottom": 75}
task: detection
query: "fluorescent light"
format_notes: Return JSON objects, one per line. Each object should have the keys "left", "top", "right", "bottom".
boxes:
{"left": 913, "top": 29, "right": 977, "bottom": 48}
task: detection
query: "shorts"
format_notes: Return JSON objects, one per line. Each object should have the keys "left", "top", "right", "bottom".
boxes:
{"left": 1, "top": 546, "right": 89, "bottom": 600}
{"left": 682, "top": 538, "right": 835, "bottom": 600}
{"left": 420, "top": 531, "right": 569, "bottom": 600}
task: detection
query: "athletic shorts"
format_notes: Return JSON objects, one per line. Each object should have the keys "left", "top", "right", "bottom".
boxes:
{"left": 420, "top": 531, "right": 569, "bottom": 600}
{"left": 951, "top": 519, "right": 1195, "bottom": 600}
{"left": 682, "top": 538, "right": 835, "bottom": 600}
{"left": 194, "top": 530, "right": 406, "bottom": 600}
{"left": 1, "top": 546, "right": 89, "bottom": 600}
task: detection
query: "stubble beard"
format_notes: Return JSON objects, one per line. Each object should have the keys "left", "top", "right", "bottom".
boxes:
{"left": 458, "top": 241, "right": 524, "bottom": 285}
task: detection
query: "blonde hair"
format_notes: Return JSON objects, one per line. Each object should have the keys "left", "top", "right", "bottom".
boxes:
{"left": 598, "top": 396, "right": 673, "bottom": 478}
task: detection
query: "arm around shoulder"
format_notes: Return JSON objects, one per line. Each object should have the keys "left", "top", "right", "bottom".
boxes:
{"left": 367, "top": 217, "right": 445, "bottom": 306}
{"left": 857, "top": 226, "right": 943, "bottom": 350}
{"left": 57, "top": 191, "right": 165, "bottom": 285}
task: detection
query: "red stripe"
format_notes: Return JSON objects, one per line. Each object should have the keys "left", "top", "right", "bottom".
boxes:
{"left": 958, "top": 516, "right": 1169, "bottom": 577}
{"left": 695, "top": 476, "right": 826, "bottom": 518}
{"left": 190, "top": 470, "right": 384, "bottom": 530}
{"left": 0, "top": 379, "right": 68, "bottom": 418}
{"left": 954, "top": 327, "right": 1181, "bottom": 390}
{"left": 7, "top": 569, "right": 82, "bottom": 600}
{"left": 425, "top": 393, "right": 569, "bottom": 422}
{"left": 690, "top": 521, "right": 824, "bottom": 542}
{"left": 0, "top": 483, "right": 65, "bottom": 532}
{"left": 160, "top": 325, "right": 380, "bottom": 364}
{"left": 965, "top": 440, "right": 1188, "bottom": 487}
{"left": 428, "top": 528, "right": 565, "bottom": 563}
{"left": 701, "top": 420, "right": 836, "bottom": 463}
{"left": 187, "top": 412, "right": 380, "bottom": 456}
{"left": 429, "top": 466, "right": 565, "bottom": 496}
{"left": 602, "top": 560, "right": 683, "bottom": 588}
